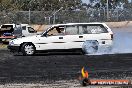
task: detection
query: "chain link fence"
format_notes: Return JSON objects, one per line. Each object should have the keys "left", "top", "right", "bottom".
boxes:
{"left": 0, "top": 9, "right": 132, "bottom": 25}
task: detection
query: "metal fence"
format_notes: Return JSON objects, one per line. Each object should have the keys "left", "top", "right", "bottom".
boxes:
{"left": 0, "top": 8, "right": 132, "bottom": 25}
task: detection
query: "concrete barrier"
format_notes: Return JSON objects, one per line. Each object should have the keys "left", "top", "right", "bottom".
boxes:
{"left": 30, "top": 25, "right": 51, "bottom": 32}
{"left": 105, "top": 21, "right": 132, "bottom": 28}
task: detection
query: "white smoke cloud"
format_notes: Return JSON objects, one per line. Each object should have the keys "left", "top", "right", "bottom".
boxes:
{"left": 85, "top": 27, "right": 132, "bottom": 55}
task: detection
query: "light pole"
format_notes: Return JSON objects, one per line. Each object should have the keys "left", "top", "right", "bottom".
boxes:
{"left": 107, "top": 0, "right": 109, "bottom": 21}
{"left": 53, "top": 7, "right": 63, "bottom": 24}
{"left": 28, "top": 0, "right": 35, "bottom": 24}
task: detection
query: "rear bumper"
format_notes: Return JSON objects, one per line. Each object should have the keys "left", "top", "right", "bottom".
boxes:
{"left": 7, "top": 45, "right": 20, "bottom": 52}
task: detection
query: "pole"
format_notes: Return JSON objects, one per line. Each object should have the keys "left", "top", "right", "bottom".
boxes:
{"left": 44, "top": 17, "right": 47, "bottom": 24}
{"left": 53, "top": 12, "right": 56, "bottom": 24}
{"left": 28, "top": 0, "right": 35, "bottom": 24}
{"left": 107, "top": 0, "right": 109, "bottom": 21}
{"left": 29, "top": 9, "right": 31, "bottom": 24}
{"left": 49, "top": 17, "right": 51, "bottom": 24}
{"left": 104, "top": 8, "right": 105, "bottom": 20}
{"left": 117, "top": 9, "right": 118, "bottom": 21}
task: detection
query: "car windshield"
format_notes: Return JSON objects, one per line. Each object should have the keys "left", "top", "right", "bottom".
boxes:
{"left": 41, "top": 25, "right": 53, "bottom": 36}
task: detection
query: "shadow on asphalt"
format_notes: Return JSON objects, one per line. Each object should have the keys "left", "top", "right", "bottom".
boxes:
{"left": 14, "top": 52, "right": 83, "bottom": 56}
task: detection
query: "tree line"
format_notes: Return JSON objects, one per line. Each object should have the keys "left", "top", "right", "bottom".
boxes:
{"left": 0, "top": 0, "right": 82, "bottom": 11}
{"left": 83, "top": 0, "right": 130, "bottom": 9}
{"left": 0, "top": 0, "right": 131, "bottom": 11}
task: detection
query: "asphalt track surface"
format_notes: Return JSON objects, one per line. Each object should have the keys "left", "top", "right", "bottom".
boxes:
{"left": 0, "top": 50, "right": 132, "bottom": 84}
{"left": 0, "top": 28, "right": 132, "bottom": 87}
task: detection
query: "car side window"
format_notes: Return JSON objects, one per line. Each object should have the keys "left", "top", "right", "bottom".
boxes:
{"left": 22, "top": 26, "right": 26, "bottom": 30}
{"left": 28, "top": 27, "right": 36, "bottom": 33}
{"left": 78, "top": 25, "right": 88, "bottom": 34}
{"left": 65, "top": 25, "right": 78, "bottom": 35}
{"left": 78, "top": 24, "right": 108, "bottom": 34}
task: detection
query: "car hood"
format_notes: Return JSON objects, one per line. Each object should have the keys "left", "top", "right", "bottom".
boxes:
{"left": 12, "top": 35, "right": 41, "bottom": 44}
{"left": 18, "top": 35, "right": 40, "bottom": 39}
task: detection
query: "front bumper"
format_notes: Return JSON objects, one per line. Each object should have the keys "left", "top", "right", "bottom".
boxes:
{"left": 7, "top": 45, "right": 20, "bottom": 52}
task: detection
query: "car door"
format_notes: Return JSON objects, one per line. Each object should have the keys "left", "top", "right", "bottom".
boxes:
{"left": 64, "top": 25, "right": 85, "bottom": 49}
{"left": 37, "top": 26, "right": 66, "bottom": 50}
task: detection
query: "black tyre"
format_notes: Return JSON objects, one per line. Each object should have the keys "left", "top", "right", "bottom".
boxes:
{"left": 21, "top": 43, "right": 35, "bottom": 56}
{"left": 82, "top": 40, "right": 99, "bottom": 54}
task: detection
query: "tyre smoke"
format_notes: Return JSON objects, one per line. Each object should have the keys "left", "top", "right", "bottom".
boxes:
{"left": 84, "top": 27, "right": 132, "bottom": 55}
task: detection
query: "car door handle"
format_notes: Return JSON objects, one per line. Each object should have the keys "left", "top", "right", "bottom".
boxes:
{"left": 79, "top": 36, "right": 83, "bottom": 38}
{"left": 59, "top": 37, "right": 63, "bottom": 39}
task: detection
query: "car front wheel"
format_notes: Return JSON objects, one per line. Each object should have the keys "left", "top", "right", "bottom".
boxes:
{"left": 21, "top": 43, "right": 35, "bottom": 56}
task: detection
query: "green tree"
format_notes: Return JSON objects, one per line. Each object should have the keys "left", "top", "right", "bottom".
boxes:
{"left": 0, "top": 0, "right": 82, "bottom": 11}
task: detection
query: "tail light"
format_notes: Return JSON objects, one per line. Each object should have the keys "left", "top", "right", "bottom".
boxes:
{"left": 110, "top": 34, "right": 113, "bottom": 40}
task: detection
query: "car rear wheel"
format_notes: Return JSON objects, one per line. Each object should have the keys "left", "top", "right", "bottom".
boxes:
{"left": 82, "top": 40, "right": 98, "bottom": 54}
{"left": 21, "top": 43, "right": 35, "bottom": 56}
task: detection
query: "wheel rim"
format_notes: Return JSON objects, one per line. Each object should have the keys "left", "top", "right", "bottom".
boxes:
{"left": 85, "top": 45, "right": 98, "bottom": 54}
{"left": 24, "top": 45, "right": 34, "bottom": 55}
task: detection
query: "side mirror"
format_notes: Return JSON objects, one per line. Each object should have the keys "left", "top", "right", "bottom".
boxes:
{"left": 35, "top": 30, "right": 37, "bottom": 33}
{"left": 22, "top": 35, "right": 25, "bottom": 37}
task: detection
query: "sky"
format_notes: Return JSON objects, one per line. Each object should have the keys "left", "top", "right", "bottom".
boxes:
{"left": 82, "top": 0, "right": 90, "bottom": 4}
{"left": 81, "top": 0, "right": 131, "bottom": 4}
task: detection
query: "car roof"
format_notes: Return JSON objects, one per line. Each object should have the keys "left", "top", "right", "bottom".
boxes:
{"left": 1, "top": 24, "right": 28, "bottom": 25}
{"left": 52, "top": 22, "right": 105, "bottom": 26}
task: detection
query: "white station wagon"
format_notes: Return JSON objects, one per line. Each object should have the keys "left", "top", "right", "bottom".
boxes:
{"left": 8, "top": 23, "right": 113, "bottom": 55}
